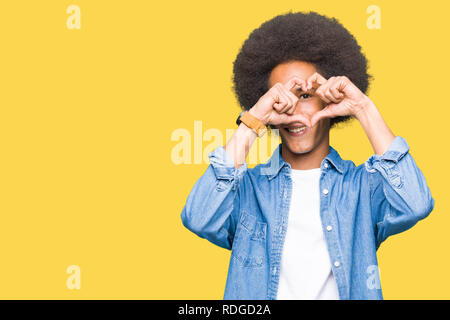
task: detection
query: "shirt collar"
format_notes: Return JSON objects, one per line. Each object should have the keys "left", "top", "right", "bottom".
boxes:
{"left": 265, "top": 143, "right": 344, "bottom": 180}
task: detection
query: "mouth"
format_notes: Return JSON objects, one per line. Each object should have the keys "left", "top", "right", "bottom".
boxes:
{"left": 283, "top": 123, "right": 309, "bottom": 137}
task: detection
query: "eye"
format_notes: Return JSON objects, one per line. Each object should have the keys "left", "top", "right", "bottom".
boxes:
{"left": 299, "top": 93, "right": 311, "bottom": 99}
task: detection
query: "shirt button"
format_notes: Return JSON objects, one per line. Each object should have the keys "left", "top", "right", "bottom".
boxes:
{"left": 334, "top": 261, "right": 340, "bottom": 267}
{"left": 322, "top": 188, "right": 329, "bottom": 195}
{"left": 273, "top": 267, "right": 277, "bottom": 275}
{"left": 324, "top": 163, "right": 329, "bottom": 168}
{"left": 326, "top": 225, "right": 333, "bottom": 231}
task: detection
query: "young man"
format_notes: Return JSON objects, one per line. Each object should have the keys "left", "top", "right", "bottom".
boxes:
{"left": 180, "top": 11, "right": 435, "bottom": 300}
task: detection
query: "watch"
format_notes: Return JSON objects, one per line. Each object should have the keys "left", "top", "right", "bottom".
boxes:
{"left": 236, "top": 111, "right": 267, "bottom": 137}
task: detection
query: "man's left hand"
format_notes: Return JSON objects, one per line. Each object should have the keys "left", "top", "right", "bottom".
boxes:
{"left": 306, "top": 72, "right": 372, "bottom": 127}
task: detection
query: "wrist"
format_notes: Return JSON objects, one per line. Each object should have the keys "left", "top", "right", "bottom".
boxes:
{"left": 353, "top": 97, "right": 376, "bottom": 121}
{"left": 237, "top": 110, "right": 268, "bottom": 137}
{"left": 248, "top": 108, "right": 270, "bottom": 126}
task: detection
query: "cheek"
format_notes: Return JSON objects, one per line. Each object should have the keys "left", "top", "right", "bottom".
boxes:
{"left": 312, "top": 98, "right": 326, "bottom": 110}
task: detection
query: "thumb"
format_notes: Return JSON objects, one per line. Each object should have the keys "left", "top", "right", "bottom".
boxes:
{"left": 280, "top": 113, "right": 311, "bottom": 127}
{"left": 310, "top": 107, "right": 333, "bottom": 128}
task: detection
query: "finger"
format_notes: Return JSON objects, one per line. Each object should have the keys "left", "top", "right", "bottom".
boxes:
{"left": 325, "top": 77, "right": 343, "bottom": 103}
{"left": 282, "top": 101, "right": 296, "bottom": 116}
{"left": 315, "top": 88, "right": 331, "bottom": 104}
{"left": 325, "top": 88, "right": 341, "bottom": 104}
{"left": 275, "top": 112, "right": 312, "bottom": 128}
{"left": 306, "top": 72, "right": 327, "bottom": 91}
{"left": 286, "top": 92, "right": 299, "bottom": 115}
{"left": 314, "top": 79, "right": 334, "bottom": 104}
{"left": 280, "top": 86, "right": 299, "bottom": 115}
{"left": 271, "top": 89, "right": 288, "bottom": 113}
{"left": 286, "top": 113, "right": 312, "bottom": 128}
{"left": 276, "top": 84, "right": 293, "bottom": 113}
{"left": 284, "top": 76, "right": 308, "bottom": 94}
{"left": 309, "top": 74, "right": 331, "bottom": 104}
{"left": 330, "top": 86, "right": 344, "bottom": 101}
{"left": 310, "top": 107, "right": 334, "bottom": 128}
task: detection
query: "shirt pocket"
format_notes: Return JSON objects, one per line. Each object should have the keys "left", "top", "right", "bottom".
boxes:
{"left": 231, "top": 211, "right": 267, "bottom": 268}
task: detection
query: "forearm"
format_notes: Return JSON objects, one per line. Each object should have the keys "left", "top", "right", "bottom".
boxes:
{"left": 366, "top": 135, "right": 435, "bottom": 245}
{"left": 354, "top": 99, "right": 395, "bottom": 156}
{"left": 358, "top": 100, "right": 435, "bottom": 238}
{"left": 181, "top": 144, "right": 247, "bottom": 249}
{"left": 224, "top": 111, "right": 260, "bottom": 169}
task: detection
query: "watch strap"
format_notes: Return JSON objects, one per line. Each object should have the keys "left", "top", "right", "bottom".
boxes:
{"left": 238, "top": 111, "right": 267, "bottom": 137}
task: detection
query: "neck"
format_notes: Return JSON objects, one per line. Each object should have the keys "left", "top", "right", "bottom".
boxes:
{"left": 281, "top": 137, "right": 330, "bottom": 170}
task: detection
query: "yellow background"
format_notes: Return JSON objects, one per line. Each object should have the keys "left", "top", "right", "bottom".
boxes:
{"left": 0, "top": 0, "right": 447, "bottom": 299}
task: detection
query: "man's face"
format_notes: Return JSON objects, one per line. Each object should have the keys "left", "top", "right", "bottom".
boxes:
{"left": 268, "top": 60, "right": 330, "bottom": 155}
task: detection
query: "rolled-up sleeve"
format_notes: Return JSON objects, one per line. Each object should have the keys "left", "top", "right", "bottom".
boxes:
{"left": 364, "top": 136, "right": 435, "bottom": 248}
{"left": 180, "top": 146, "right": 247, "bottom": 250}
{"left": 209, "top": 146, "right": 248, "bottom": 190}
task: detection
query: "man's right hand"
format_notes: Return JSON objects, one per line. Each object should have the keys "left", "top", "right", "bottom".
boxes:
{"left": 248, "top": 76, "right": 312, "bottom": 127}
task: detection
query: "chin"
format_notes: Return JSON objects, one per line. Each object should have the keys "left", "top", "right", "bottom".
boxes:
{"left": 277, "top": 123, "right": 325, "bottom": 156}
{"left": 281, "top": 135, "right": 314, "bottom": 155}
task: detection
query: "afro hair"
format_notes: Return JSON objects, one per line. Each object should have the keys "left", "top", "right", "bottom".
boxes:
{"left": 231, "top": 10, "right": 372, "bottom": 129}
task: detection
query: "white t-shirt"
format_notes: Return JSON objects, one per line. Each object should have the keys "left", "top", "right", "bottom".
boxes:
{"left": 276, "top": 167, "right": 340, "bottom": 300}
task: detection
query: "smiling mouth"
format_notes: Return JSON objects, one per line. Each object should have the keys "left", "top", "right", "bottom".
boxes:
{"left": 283, "top": 122, "right": 309, "bottom": 136}
{"left": 287, "top": 126, "right": 307, "bottom": 133}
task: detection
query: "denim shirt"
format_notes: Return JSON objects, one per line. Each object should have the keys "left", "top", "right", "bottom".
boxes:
{"left": 180, "top": 136, "right": 435, "bottom": 300}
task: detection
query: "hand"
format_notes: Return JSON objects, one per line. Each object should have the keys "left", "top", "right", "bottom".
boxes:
{"left": 306, "top": 73, "right": 372, "bottom": 128}
{"left": 249, "top": 76, "right": 312, "bottom": 127}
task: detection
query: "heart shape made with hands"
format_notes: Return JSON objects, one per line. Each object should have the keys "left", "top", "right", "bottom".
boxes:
{"left": 280, "top": 73, "right": 369, "bottom": 129}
